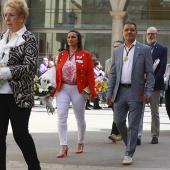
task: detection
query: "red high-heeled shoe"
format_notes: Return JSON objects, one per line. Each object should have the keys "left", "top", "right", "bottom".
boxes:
{"left": 75, "top": 144, "right": 84, "bottom": 154}
{"left": 57, "top": 146, "right": 69, "bottom": 158}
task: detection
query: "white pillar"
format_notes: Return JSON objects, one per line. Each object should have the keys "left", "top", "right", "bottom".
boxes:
{"left": 44, "top": 0, "right": 56, "bottom": 28}
{"left": 110, "top": 11, "right": 126, "bottom": 45}
{"left": 58, "top": 1, "right": 63, "bottom": 23}
{"left": 109, "top": 0, "right": 127, "bottom": 55}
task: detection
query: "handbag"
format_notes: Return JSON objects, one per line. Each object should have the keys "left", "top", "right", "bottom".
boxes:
{"left": 82, "top": 86, "right": 90, "bottom": 100}
{"left": 82, "top": 90, "right": 90, "bottom": 100}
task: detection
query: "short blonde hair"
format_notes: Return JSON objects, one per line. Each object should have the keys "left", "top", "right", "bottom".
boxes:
{"left": 3, "top": 0, "right": 29, "bottom": 21}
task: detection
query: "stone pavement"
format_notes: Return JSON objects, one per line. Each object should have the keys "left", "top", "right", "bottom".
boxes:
{"left": 6, "top": 101, "right": 170, "bottom": 170}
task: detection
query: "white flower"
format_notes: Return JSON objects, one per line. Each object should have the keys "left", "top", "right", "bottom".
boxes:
{"left": 37, "top": 78, "right": 52, "bottom": 93}
{"left": 42, "top": 97, "right": 55, "bottom": 115}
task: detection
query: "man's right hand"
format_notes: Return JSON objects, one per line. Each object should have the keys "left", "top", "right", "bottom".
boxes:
{"left": 145, "top": 95, "right": 152, "bottom": 104}
{"left": 106, "top": 97, "right": 112, "bottom": 106}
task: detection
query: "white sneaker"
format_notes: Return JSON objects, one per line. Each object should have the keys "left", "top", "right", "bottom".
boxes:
{"left": 122, "top": 156, "right": 132, "bottom": 165}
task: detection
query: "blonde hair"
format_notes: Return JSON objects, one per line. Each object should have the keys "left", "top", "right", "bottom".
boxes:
{"left": 3, "top": 0, "right": 29, "bottom": 21}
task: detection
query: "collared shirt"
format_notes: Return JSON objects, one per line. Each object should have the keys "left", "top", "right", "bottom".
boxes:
{"left": 121, "top": 40, "right": 136, "bottom": 84}
{"left": 62, "top": 53, "right": 77, "bottom": 83}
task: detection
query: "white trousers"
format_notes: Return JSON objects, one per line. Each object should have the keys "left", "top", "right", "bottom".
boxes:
{"left": 56, "top": 84, "right": 86, "bottom": 145}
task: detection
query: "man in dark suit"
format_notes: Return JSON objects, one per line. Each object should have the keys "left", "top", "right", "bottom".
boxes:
{"left": 106, "top": 22, "right": 155, "bottom": 165}
{"left": 138, "top": 27, "right": 167, "bottom": 145}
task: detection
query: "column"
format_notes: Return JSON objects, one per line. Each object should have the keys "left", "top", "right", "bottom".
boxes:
{"left": 109, "top": 11, "right": 126, "bottom": 51}
{"left": 45, "top": 0, "right": 56, "bottom": 28}
{"left": 58, "top": 0, "right": 63, "bottom": 23}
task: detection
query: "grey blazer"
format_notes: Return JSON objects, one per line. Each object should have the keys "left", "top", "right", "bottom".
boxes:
{"left": 165, "top": 64, "right": 170, "bottom": 90}
{"left": 105, "top": 58, "right": 112, "bottom": 78}
{"left": 107, "top": 41, "right": 155, "bottom": 102}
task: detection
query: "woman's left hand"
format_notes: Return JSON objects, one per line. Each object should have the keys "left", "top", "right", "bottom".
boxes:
{"left": 89, "top": 94, "right": 95, "bottom": 101}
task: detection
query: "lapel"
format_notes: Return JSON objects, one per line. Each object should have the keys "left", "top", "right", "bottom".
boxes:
{"left": 152, "top": 42, "right": 159, "bottom": 61}
{"left": 59, "top": 50, "right": 68, "bottom": 66}
{"left": 132, "top": 41, "right": 141, "bottom": 70}
{"left": 118, "top": 45, "right": 124, "bottom": 71}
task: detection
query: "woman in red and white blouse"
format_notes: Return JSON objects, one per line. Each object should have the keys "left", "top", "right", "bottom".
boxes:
{"left": 52, "top": 30, "right": 96, "bottom": 158}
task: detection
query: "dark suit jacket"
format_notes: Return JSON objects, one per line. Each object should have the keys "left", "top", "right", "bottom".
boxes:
{"left": 152, "top": 42, "right": 167, "bottom": 90}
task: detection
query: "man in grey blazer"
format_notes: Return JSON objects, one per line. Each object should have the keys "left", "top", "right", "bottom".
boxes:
{"left": 106, "top": 22, "right": 155, "bottom": 165}
{"left": 165, "top": 63, "right": 170, "bottom": 119}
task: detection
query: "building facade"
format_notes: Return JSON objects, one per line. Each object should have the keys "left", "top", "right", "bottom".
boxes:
{"left": 0, "top": 0, "right": 170, "bottom": 67}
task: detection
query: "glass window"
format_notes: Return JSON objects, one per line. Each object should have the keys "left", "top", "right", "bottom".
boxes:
{"left": 27, "top": 0, "right": 170, "bottom": 64}
{"left": 125, "top": 0, "right": 170, "bottom": 62}
{"left": 27, "top": 0, "right": 112, "bottom": 29}
{"left": 35, "top": 32, "right": 111, "bottom": 69}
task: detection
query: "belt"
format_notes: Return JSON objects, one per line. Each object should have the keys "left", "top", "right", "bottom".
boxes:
{"left": 120, "top": 83, "right": 131, "bottom": 88}
{"left": 62, "top": 81, "right": 77, "bottom": 85}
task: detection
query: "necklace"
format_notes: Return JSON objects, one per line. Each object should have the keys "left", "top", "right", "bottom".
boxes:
{"left": 124, "top": 45, "right": 134, "bottom": 62}
{"left": 68, "top": 49, "right": 77, "bottom": 61}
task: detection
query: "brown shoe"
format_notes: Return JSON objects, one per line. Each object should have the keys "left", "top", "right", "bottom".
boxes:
{"left": 116, "top": 135, "right": 122, "bottom": 141}
{"left": 108, "top": 134, "right": 116, "bottom": 143}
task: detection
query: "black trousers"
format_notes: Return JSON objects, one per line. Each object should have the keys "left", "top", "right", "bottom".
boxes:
{"left": 165, "top": 86, "right": 170, "bottom": 119}
{"left": 0, "top": 94, "right": 41, "bottom": 170}
{"left": 111, "top": 121, "right": 120, "bottom": 135}
{"left": 110, "top": 103, "right": 120, "bottom": 135}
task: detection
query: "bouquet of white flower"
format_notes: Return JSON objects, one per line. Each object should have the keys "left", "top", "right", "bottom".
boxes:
{"left": 34, "top": 75, "right": 55, "bottom": 97}
{"left": 42, "top": 97, "right": 55, "bottom": 115}
{"left": 34, "top": 75, "right": 55, "bottom": 114}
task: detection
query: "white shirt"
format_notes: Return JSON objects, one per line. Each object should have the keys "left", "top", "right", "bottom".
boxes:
{"left": 121, "top": 40, "right": 136, "bottom": 84}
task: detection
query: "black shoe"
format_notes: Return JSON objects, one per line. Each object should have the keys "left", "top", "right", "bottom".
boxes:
{"left": 87, "top": 103, "right": 93, "bottom": 107}
{"left": 85, "top": 107, "right": 91, "bottom": 110}
{"left": 40, "top": 101, "right": 44, "bottom": 105}
{"left": 151, "top": 137, "right": 158, "bottom": 144}
{"left": 137, "top": 139, "right": 141, "bottom": 145}
{"left": 93, "top": 106, "right": 101, "bottom": 109}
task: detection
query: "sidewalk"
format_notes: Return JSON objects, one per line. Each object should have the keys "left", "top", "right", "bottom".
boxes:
{"left": 6, "top": 101, "right": 170, "bottom": 170}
